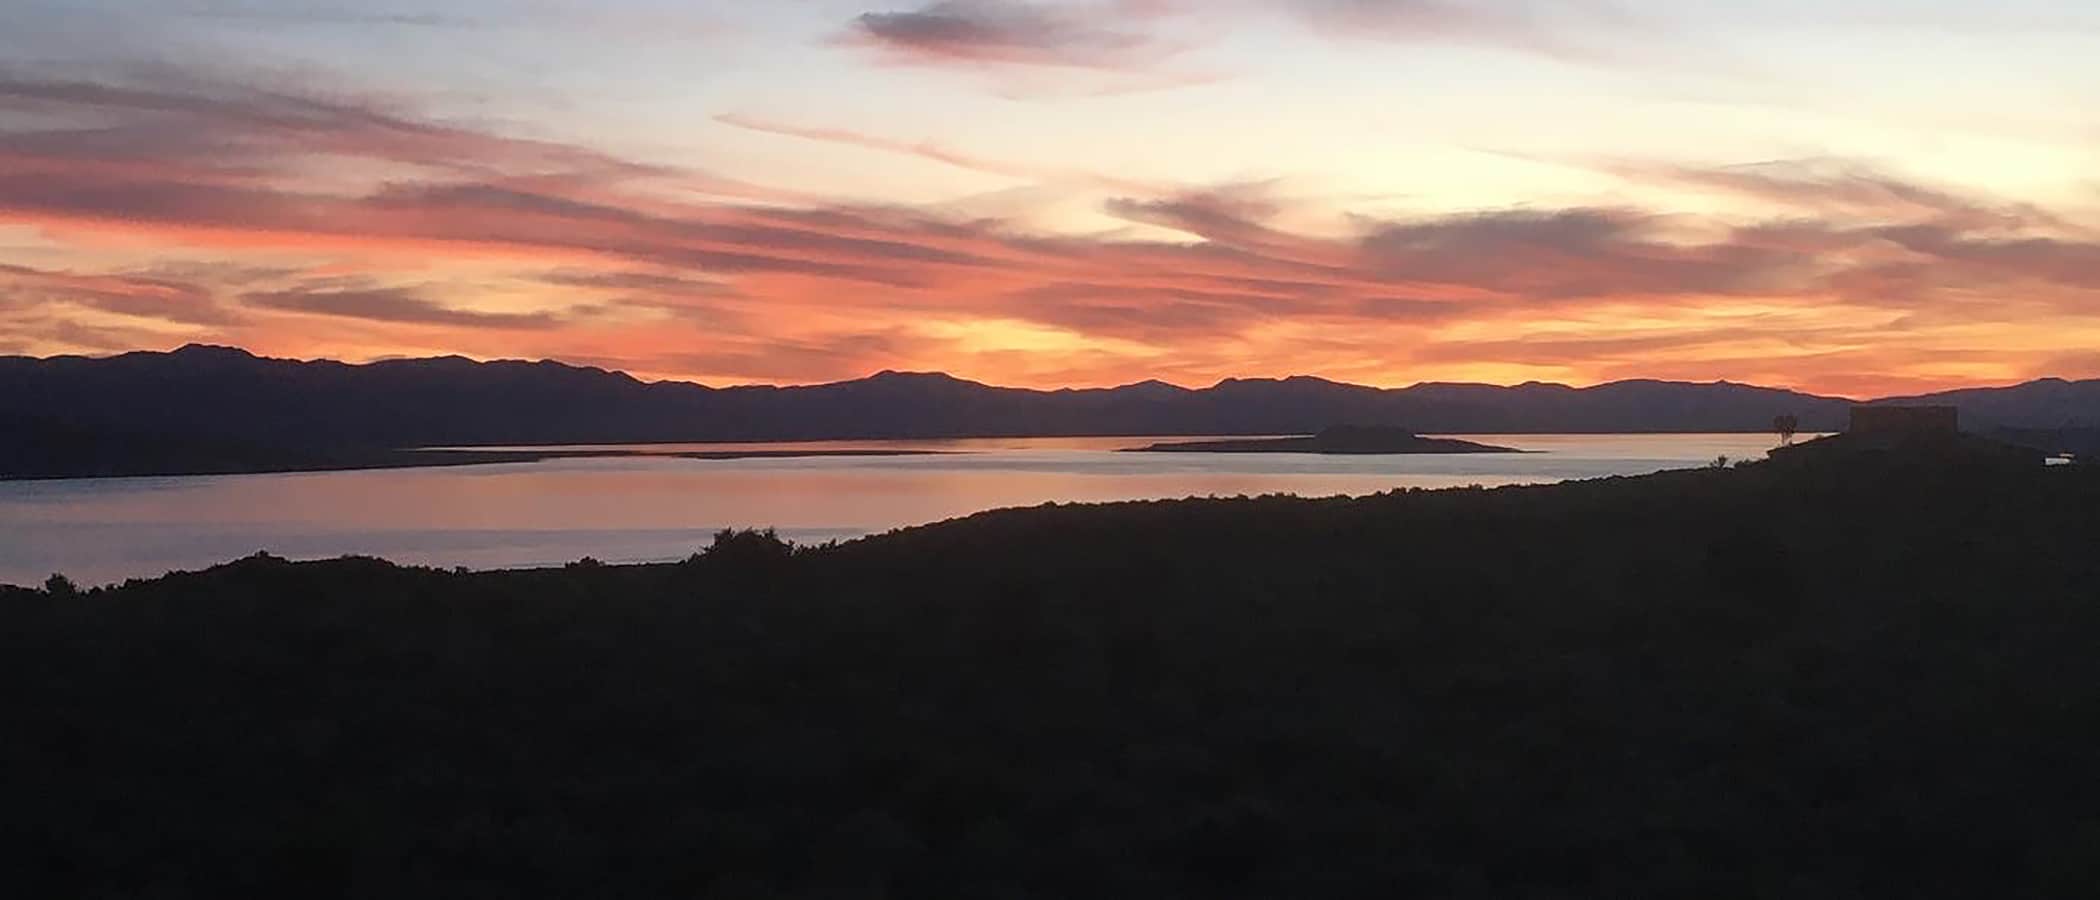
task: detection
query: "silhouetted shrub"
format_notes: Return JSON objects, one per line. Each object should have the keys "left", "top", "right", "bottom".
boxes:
{"left": 699, "top": 527, "right": 798, "bottom": 568}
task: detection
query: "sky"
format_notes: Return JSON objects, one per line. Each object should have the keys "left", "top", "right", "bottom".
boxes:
{"left": 2, "top": 1, "right": 2097, "bottom": 396}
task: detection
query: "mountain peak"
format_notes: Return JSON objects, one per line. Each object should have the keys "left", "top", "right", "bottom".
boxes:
{"left": 168, "top": 344, "right": 256, "bottom": 360}
{"left": 1211, "top": 374, "right": 1354, "bottom": 390}
{"left": 863, "top": 369, "right": 967, "bottom": 384}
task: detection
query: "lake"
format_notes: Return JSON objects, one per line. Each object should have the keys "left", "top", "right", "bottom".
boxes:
{"left": 1, "top": 433, "right": 1792, "bottom": 586}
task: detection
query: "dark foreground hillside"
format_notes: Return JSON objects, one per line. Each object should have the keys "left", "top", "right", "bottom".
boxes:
{"left": 8, "top": 454, "right": 2100, "bottom": 896}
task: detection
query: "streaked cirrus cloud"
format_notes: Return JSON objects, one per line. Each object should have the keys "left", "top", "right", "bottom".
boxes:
{"left": 2, "top": 53, "right": 2098, "bottom": 396}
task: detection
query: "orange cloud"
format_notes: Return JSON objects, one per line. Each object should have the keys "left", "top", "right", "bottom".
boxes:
{"left": 5, "top": 65, "right": 2100, "bottom": 396}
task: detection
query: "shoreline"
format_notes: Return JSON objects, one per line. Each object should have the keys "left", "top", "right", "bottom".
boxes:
{"left": 0, "top": 447, "right": 955, "bottom": 482}
{"left": 4, "top": 430, "right": 1812, "bottom": 482}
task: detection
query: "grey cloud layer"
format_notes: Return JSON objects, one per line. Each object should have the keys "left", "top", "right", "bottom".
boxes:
{"left": 850, "top": 1, "right": 1175, "bottom": 70}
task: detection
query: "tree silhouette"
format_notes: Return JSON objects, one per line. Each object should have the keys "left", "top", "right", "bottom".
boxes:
{"left": 1774, "top": 414, "right": 1800, "bottom": 446}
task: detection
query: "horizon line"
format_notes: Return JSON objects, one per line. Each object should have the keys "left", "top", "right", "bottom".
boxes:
{"left": 10, "top": 342, "right": 2088, "bottom": 402}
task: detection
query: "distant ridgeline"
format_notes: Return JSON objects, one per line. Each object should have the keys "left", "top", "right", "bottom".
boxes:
{"left": 3, "top": 344, "right": 2099, "bottom": 477}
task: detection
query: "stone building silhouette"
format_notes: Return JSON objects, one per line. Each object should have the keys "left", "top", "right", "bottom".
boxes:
{"left": 1769, "top": 402, "right": 2041, "bottom": 469}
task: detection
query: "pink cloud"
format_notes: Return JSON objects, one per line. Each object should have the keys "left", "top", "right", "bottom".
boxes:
{"left": 5, "top": 65, "right": 2100, "bottom": 394}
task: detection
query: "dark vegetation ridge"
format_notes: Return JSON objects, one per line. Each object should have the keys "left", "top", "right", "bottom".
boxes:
{"left": 8, "top": 447, "right": 2100, "bottom": 895}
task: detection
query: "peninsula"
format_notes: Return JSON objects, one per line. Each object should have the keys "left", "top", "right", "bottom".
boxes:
{"left": 1126, "top": 424, "right": 1522, "bottom": 455}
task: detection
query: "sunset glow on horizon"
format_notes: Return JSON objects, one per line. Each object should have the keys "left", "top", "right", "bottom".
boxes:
{"left": 4, "top": 1, "right": 2099, "bottom": 397}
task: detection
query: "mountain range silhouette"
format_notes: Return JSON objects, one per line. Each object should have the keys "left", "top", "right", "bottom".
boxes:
{"left": 5, "top": 344, "right": 2099, "bottom": 477}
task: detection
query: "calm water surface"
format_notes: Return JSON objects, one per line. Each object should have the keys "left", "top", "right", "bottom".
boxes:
{"left": 1, "top": 434, "right": 1792, "bottom": 586}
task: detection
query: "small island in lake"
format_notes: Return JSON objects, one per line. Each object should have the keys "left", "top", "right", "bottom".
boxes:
{"left": 1125, "top": 424, "right": 1523, "bottom": 455}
